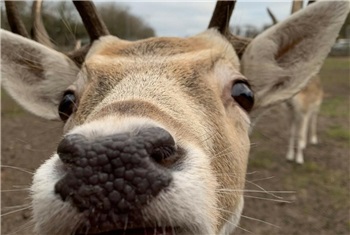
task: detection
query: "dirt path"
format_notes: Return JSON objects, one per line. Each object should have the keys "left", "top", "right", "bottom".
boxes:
{"left": 1, "top": 57, "right": 349, "bottom": 235}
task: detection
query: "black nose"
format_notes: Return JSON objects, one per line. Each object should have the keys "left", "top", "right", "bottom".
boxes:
{"left": 55, "top": 127, "right": 174, "bottom": 229}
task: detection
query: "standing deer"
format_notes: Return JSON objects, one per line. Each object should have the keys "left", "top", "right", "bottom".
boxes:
{"left": 267, "top": 0, "right": 324, "bottom": 164}
{"left": 1, "top": 1, "right": 348, "bottom": 234}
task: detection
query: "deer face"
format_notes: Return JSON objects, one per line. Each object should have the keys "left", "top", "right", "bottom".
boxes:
{"left": 1, "top": 1, "right": 348, "bottom": 235}
{"left": 32, "top": 31, "right": 251, "bottom": 235}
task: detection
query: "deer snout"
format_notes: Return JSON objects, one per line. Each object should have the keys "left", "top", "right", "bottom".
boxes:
{"left": 54, "top": 127, "right": 175, "bottom": 230}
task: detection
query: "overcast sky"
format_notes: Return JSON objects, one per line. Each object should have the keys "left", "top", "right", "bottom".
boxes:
{"left": 111, "top": 0, "right": 309, "bottom": 37}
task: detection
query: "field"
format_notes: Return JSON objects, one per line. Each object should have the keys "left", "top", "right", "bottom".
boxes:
{"left": 1, "top": 57, "right": 349, "bottom": 235}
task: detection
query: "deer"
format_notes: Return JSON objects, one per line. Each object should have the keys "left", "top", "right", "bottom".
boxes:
{"left": 1, "top": 0, "right": 348, "bottom": 234}
{"left": 267, "top": 0, "right": 324, "bottom": 164}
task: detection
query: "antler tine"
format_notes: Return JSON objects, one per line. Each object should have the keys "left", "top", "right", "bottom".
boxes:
{"left": 73, "top": 0, "right": 110, "bottom": 42}
{"left": 291, "top": 0, "right": 303, "bottom": 14}
{"left": 308, "top": 0, "right": 316, "bottom": 5}
{"left": 4, "top": 1, "right": 29, "bottom": 38}
{"left": 267, "top": 7, "right": 278, "bottom": 25}
{"left": 208, "top": 0, "right": 251, "bottom": 59}
{"left": 32, "top": 0, "right": 55, "bottom": 48}
{"left": 208, "top": 0, "right": 236, "bottom": 34}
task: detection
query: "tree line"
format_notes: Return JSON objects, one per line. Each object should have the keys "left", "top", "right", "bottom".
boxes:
{"left": 1, "top": 1, "right": 155, "bottom": 50}
{"left": 2, "top": 1, "right": 348, "bottom": 49}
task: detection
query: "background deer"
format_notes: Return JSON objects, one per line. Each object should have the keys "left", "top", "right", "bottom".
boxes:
{"left": 1, "top": 1, "right": 348, "bottom": 234}
{"left": 267, "top": 0, "right": 324, "bottom": 164}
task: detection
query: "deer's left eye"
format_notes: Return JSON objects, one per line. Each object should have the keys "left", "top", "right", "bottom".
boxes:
{"left": 58, "top": 91, "right": 76, "bottom": 121}
{"left": 231, "top": 81, "right": 254, "bottom": 112}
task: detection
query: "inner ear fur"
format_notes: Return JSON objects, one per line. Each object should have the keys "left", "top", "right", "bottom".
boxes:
{"left": 241, "top": 1, "right": 349, "bottom": 116}
{"left": 1, "top": 30, "right": 79, "bottom": 120}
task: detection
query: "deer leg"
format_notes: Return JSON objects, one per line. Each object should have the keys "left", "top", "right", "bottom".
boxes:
{"left": 286, "top": 112, "right": 296, "bottom": 162}
{"left": 296, "top": 113, "right": 310, "bottom": 164}
{"left": 310, "top": 109, "right": 319, "bottom": 145}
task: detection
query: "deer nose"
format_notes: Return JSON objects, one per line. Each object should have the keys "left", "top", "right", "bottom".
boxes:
{"left": 54, "top": 127, "right": 174, "bottom": 225}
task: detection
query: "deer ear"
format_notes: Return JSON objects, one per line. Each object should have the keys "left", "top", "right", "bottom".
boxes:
{"left": 1, "top": 30, "right": 79, "bottom": 120}
{"left": 241, "top": 1, "right": 349, "bottom": 118}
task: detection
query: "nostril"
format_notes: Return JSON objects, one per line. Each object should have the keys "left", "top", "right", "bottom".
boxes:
{"left": 150, "top": 145, "right": 176, "bottom": 164}
{"left": 57, "top": 134, "right": 87, "bottom": 165}
{"left": 144, "top": 127, "right": 177, "bottom": 165}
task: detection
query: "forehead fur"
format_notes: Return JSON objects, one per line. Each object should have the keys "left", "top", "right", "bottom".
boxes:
{"left": 73, "top": 29, "right": 243, "bottom": 127}
{"left": 85, "top": 29, "right": 240, "bottom": 70}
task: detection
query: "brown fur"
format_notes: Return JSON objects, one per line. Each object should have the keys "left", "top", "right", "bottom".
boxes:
{"left": 1, "top": 1, "right": 348, "bottom": 233}
{"left": 292, "top": 75, "right": 323, "bottom": 113}
{"left": 65, "top": 32, "right": 249, "bottom": 231}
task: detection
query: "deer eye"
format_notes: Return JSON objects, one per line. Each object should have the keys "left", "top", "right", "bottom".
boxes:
{"left": 231, "top": 81, "right": 254, "bottom": 112}
{"left": 58, "top": 91, "right": 76, "bottom": 121}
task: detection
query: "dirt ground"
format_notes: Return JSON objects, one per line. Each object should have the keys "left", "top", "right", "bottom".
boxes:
{"left": 1, "top": 57, "right": 349, "bottom": 235}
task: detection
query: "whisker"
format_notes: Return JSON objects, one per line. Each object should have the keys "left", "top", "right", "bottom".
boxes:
{"left": 215, "top": 207, "right": 280, "bottom": 229}
{"left": 217, "top": 213, "right": 254, "bottom": 234}
{"left": 1, "top": 165, "right": 34, "bottom": 175}
{"left": 244, "top": 195, "right": 292, "bottom": 204}
{"left": 212, "top": 173, "right": 288, "bottom": 200}
{"left": 11, "top": 185, "right": 30, "bottom": 189}
{"left": 1, "top": 188, "right": 30, "bottom": 193}
{"left": 234, "top": 224, "right": 254, "bottom": 234}
{"left": 241, "top": 214, "right": 280, "bottom": 228}
{"left": 245, "top": 179, "right": 285, "bottom": 200}
{"left": 246, "top": 171, "right": 259, "bottom": 175}
{"left": 1, "top": 205, "right": 32, "bottom": 217}
{"left": 249, "top": 176, "right": 276, "bottom": 182}
{"left": 2, "top": 203, "right": 31, "bottom": 211}
{"left": 216, "top": 189, "right": 295, "bottom": 194}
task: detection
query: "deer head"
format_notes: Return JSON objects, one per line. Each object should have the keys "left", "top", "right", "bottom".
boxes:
{"left": 1, "top": 1, "right": 348, "bottom": 234}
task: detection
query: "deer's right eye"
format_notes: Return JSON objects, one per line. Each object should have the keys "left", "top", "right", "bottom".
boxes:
{"left": 58, "top": 91, "right": 76, "bottom": 121}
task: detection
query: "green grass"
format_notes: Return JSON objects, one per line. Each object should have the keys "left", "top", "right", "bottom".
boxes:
{"left": 248, "top": 150, "right": 276, "bottom": 169}
{"left": 326, "top": 125, "right": 350, "bottom": 141}
{"left": 322, "top": 57, "right": 350, "bottom": 70}
{"left": 285, "top": 161, "right": 349, "bottom": 208}
{"left": 321, "top": 96, "right": 349, "bottom": 118}
{"left": 320, "top": 57, "right": 350, "bottom": 87}
{"left": 1, "top": 88, "right": 25, "bottom": 117}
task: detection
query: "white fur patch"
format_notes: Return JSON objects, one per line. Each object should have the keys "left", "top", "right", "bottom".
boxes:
{"left": 31, "top": 154, "right": 83, "bottom": 234}
{"left": 219, "top": 196, "right": 244, "bottom": 235}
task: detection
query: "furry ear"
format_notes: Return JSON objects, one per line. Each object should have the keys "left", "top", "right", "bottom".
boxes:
{"left": 241, "top": 1, "right": 349, "bottom": 120}
{"left": 1, "top": 30, "right": 79, "bottom": 120}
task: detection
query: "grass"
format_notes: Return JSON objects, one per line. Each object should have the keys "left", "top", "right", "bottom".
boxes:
{"left": 1, "top": 88, "right": 25, "bottom": 117}
{"left": 285, "top": 161, "right": 349, "bottom": 209}
{"left": 320, "top": 57, "right": 350, "bottom": 87}
{"left": 322, "top": 57, "right": 350, "bottom": 70}
{"left": 247, "top": 57, "right": 350, "bottom": 234}
{"left": 248, "top": 150, "right": 276, "bottom": 170}
{"left": 320, "top": 57, "right": 350, "bottom": 143}
{"left": 326, "top": 125, "right": 350, "bottom": 141}
{"left": 321, "top": 96, "right": 349, "bottom": 118}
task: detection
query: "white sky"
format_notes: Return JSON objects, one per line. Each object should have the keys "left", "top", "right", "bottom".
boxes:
{"left": 110, "top": 1, "right": 309, "bottom": 37}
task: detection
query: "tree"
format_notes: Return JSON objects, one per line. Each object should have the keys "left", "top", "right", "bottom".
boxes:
{"left": 1, "top": 1, "right": 155, "bottom": 50}
{"left": 339, "top": 13, "right": 350, "bottom": 39}
{"left": 96, "top": 3, "right": 155, "bottom": 40}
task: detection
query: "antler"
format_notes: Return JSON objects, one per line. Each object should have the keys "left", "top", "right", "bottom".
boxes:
{"left": 62, "top": 1, "right": 111, "bottom": 66}
{"left": 32, "top": 0, "right": 55, "bottom": 48}
{"left": 208, "top": 1, "right": 236, "bottom": 34}
{"left": 72, "top": 1, "right": 110, "bottom": 41}
{"left": 4, "top": 1, "right": 29, "bottom": 38}
{"left": 208, "top": 0, "right": 252, "bottom": 59}
{"left": 267, "top": 7, "right": 278, "bottom": 25}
